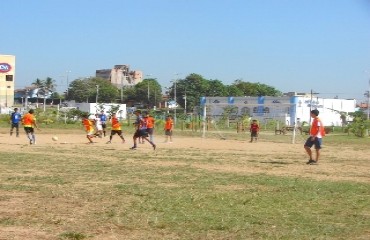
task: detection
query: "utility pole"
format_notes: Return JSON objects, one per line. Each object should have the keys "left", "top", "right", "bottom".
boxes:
{"left": 96, "top": 85, "right": 99, "bottom": 103}
{"left": 367, "top": 78, "right": 370, "bottom": 120}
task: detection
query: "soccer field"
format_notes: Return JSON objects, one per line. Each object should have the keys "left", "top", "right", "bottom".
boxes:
{"left": 0, "top": 128, "right": 369, "bottom": 239}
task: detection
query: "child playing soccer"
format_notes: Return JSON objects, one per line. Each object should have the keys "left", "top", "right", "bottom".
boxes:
{"left": 249, "top": 119, "right": 260, "bottom": 143}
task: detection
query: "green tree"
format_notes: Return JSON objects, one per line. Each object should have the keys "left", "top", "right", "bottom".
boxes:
{"left": 135, "top": 78, "right": 162, "bottom": 108}
{"left": 232, "top": 80, "right": 282, "bottom": 96}
{"left": 68, "top": 77, "right": 119, "bottom": 103}
{"left": 170, "top": 73, "right": 210, "bottom": 112}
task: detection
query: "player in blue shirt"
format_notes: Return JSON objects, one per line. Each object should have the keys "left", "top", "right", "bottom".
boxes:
{"left": 100, "top": 111, "right": 108, "bottom": 137}
{"left": 10, "top": 108, "right": 22, "bottom": 137}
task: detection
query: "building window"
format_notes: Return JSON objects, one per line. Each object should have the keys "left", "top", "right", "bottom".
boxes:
{"left": 6, "top": 75, "right": 13, "bottom": 81}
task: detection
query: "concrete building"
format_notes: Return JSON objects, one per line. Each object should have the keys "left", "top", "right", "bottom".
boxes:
{"left": 201, "top": 94, "right": 357, "bottom": 127}
{"left": 0, "top": 55, "right": 15, "bottom": 111}
{"left": 96, "top": 65, "right": 143, "bottom": 87}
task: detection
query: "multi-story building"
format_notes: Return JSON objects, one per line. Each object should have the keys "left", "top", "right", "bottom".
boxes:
{"left": 96, "top": 65, "right": 143, "bottom": 87}
{"left": 0, "top": 55, "right": 15, "bottom": 110}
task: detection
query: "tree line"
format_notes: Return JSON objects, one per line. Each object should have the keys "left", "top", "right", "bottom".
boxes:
{"left": 32, "top": 73, "right": 282, "bottom": 111}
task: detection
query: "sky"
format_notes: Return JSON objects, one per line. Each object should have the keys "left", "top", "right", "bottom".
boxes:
{"left": 1, "top": 0, "right": 370, "bottom": 101}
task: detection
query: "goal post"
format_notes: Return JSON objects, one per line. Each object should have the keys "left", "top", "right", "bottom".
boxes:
{"left": 200, "top": 96, "right": 300, "bottom": 143}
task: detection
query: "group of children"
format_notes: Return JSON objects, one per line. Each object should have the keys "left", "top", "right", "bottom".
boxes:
{"left": 8, "top": 107, "right": 324, "bottom": 165}
{"left": 10, "top": 108, "right": 40, "bottom": 144}
{"left": 81, "top": 110, "right": 174, "bottom": 150}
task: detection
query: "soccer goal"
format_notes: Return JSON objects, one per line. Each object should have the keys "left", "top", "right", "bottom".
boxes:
{"left": 200, "top": 101, "right": 303, "bottom": 144}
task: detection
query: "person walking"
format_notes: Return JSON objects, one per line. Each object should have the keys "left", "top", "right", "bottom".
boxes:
{"left": 10, "top": 107, "right": 22, "bottom": 137}
{"left": 304, "top": 109, "right": 325, "bottom": 165}
{"left": 22, "top": 109, "right": 40, "bottom": 145}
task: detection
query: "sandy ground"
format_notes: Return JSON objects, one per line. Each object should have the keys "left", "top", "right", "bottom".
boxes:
{"left": 0, "top": 128, "right": 369, "bottom": 239}
{"left": 0, "top": 128, "right": 369, "bottom": 184}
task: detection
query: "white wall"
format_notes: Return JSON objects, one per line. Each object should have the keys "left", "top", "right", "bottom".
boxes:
{"left": 73, "top": 103, "right": 127, "bottom": 119}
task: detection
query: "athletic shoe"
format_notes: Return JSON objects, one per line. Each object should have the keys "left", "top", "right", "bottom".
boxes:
{"left": 29, "top": 140, "right": 33, "bottom": 145}
{"left": 306, "top": 159, "right": 316, "bottom": 165}
{"left": 106, "top": 141, "right": 111, "bottom": 144}
{"left": 130, "top": 146, "right": 137, "bottom": 150}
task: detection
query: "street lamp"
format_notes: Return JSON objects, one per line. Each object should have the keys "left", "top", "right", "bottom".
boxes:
{"left": 172, "top": 73, "right": 180, "bottom": 125}
{"left": 309, "top": 89, "right": 319, "bottom": 124}
{"left": 367, "top": 77, "right": 370, "bottom": 120}
{"left": 66, "top": 70, "right": 71, "bottom": 98}
{"left": 96, "top": 85, "right": 99, "bottom": 103}
{"left": 146, "top": 74, "right": 152, "bottom": 109}
{"left": 364, "top": 70, "right": 370, "bottom": 120}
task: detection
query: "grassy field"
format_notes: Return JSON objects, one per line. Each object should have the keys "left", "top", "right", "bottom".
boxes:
{"left": 0, "top": 127, "right": 369, "bottom": 239}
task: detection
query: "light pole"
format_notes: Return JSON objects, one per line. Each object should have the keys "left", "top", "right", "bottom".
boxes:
{"left": 183, "top": 92, "right": 187, "bottom": 114}
{"left": 309, "top": 89, "right": 319, "bottom": 124}
{"left": 146, "top": 74, "right": 152, "bottom": 109}
{"left": 173, "top": 79, "right": 177, "bottom": 125}
{"left": 173, "top": 73, "right": 180, "bottom": 125}
{"left": 367, "top": 78, "right": 370, "bottom": 120}
{"left": 96, "top": 85, "right": 99, "bottom": 103}
{"left": 66, "top": 70, "right": 71, "bottom": 98}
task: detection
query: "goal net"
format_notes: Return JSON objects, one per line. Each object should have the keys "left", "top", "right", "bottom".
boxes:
{"left": 200, "top": 99, "right": 304, "bottom": 144}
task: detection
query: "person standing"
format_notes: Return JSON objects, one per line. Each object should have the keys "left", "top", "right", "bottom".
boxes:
{"left": 249, "top": 119, "right": 260, "bottom": 142}
{"left": 304, "top": 109, "right": 325, "bottom": 165}
{"left": 100, "top": 111, "right": 108, "bottom": 137}
{"left": 164, "top": 115, "right": 174, "bottom": 143}
{"left": 22, "top": 109, "right": 40, "bottom": 145}
{"left": 106, "top": 113, "right": 125, "bottom": 144}
{"left": 130, "top": 110, "right": 156, "bottom": 150}
{"left": 10, "top": 107, "right": 22, "bottom": 137}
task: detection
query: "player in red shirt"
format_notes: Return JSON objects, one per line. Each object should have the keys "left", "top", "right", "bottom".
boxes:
{"left": 249, "top": 119, "right": 260, "bottom": 143}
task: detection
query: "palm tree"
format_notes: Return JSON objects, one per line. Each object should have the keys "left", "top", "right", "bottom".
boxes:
{"left": 32, "top": 77, "right": 56, "bottom": 111}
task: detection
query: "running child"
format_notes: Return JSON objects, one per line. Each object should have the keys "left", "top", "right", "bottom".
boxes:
{"left": 106, "top": 113, "right": 125, "bottom": 144}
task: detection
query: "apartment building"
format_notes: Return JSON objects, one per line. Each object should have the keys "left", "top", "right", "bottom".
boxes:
{"left": 0, "top": 55, "right": 15, "bottom": 109}
{"left": 96, "top": 65, "right": 143, "bottom": 87}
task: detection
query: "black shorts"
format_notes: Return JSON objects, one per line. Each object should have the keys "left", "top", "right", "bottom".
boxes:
{"left": 102, "top": 123, "right": 107, "bottom": 129}
{"left": 24, "top": 127, "right": 34, "bottom": 134}
{"left": 304, "top": 137, "right": 322, "bottom": 149}
{"left": 146, "top": 128, "right": 154, "bottom": 135}
{"left": 134, "top": 129, "right": 148, "bottom": 138}
{"left": 111, "top": 130, "right": 122, "bottom": 136}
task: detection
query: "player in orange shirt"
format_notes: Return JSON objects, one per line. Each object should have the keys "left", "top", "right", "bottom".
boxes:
{"left": 82, "top": 114, "right": 95, "bottom": 144}
{"left": 143, "top": 112, "right": 155, "bottom": 142}
{"left": 22, "top": 109, "right": 40, "bottom": 145}
{"left": 106, "top": 113, "right": 125, "bottom": 144}
{"left": 164, "top": 115, "right": 173, "bottom": 143}
{"left": 304, "top": 109, "right": 326, "bottom": 165}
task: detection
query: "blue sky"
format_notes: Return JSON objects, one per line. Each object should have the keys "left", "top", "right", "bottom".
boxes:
{"left": 2, "top": 0, "right": 370, "bottom": 101}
